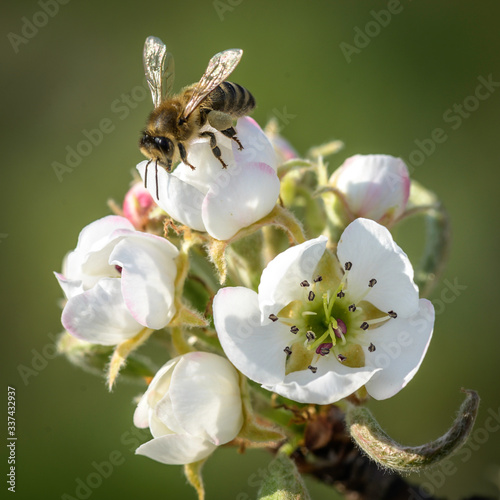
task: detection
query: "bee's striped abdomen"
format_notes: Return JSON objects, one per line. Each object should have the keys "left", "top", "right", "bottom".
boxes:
{"left": 207, "top": 81, "right": 256, "bottom": 117}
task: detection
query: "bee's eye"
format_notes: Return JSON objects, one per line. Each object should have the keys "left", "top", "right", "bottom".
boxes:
{"left": 154, "top": 136, "right": 173, "bottom": 155}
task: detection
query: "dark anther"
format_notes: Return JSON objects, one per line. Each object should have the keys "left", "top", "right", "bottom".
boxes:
{"left": 360, "top": 322, "right": 369, "bottom": 331}
{"left": 290, "top": 326, "right": 299, "bottom": 334}
{"left": 337, "top": 354, "right": 347, "bottom": 362}
{"left": 368, "top": 278, "right": 377, "bottom": 287}
{"left": 319, "top": 346, "right": 331, "bottom": 356}
{"left": 308, "top": 365, "right": 318, "bottom": 374}
{"left": 300, "top": 280, "right": 310, "bottom": 287}
{"left": 368, "top": 343, "right": 376, "bottom": 352}
{"left": 306, "top": 331, "right": 315, "bottom": 342}
{"left": 337, "top": 290, "right": 345, "bottom": 298}
{"left": 313, "top": 275, "right": 323, "bottom": 282}
{"left": 308, "top": 291, "right": 315, "bottom": 301}
{"left": 284, "top": 346, "right": 292, "bottom": 356}
{"left": 388, "top": 310, "right": 398, "bottom": 319}
{"left": 344, "top": 262, "right": 352, "bottom": 271}
{"left": 348, "top": 304, "right": 356, "bottom": 312}
{"left": 268, "top": 313, "right": 278, "bottom": 322}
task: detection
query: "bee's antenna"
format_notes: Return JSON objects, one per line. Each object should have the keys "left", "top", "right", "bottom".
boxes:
{"left": 155, "top": 159, "right": 159, "bottom": 200}
{"left": 144, "top": 159, "right": 153, "bottom": 189}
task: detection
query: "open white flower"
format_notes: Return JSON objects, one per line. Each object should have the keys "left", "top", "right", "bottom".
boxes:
{"left": 329, "top": 155, "right": 410, "bottom": 225}
{"left": 213, "top": 218, "right": 434, "bottom": 404}
{"left": 134, "top": 352, "right": 243, "bottom": 465}
{"left": 137, "top": 117, "right": 280, "bottom": 241}
{"left": 55, "top": 215, "right": 178, "bottom": 345}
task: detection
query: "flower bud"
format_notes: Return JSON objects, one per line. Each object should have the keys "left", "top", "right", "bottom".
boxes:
{"left": 134, "top": 352, "right": 243, "bottom": 465}
{"left": 122, "top": 182, "right": 155, "bottom": 229}
{"left": 329, "top": 154, "right": 410, "bottom": 226}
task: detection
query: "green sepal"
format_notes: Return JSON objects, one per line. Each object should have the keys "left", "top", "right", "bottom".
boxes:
{"left": 346, "top": 388, "right": 479, "bottom": 473}
{"left": 57, "top": 332, "right": 155, "bottom": 383}
{"left": 256, "top": 454, "right": 311, "bottom": 500}
{"left": 400, "top": 180, "right": 451, "bottom": 296}
{"left": 184, "top": 459, "right": 206, "bottom": 500}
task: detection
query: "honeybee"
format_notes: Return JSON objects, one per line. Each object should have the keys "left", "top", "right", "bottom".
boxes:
{"left": 139, "top": 36, "right": 256, "bottom": 180}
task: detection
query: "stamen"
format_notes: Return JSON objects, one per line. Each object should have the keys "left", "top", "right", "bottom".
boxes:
{"left": 308, "top": 365, "right": 318, "bottom": 374}
{"left": 313, "top": 275, "right": 323, "bottom": 282}
{"left": 308, "top": 291, "right": 315, "bottom": 301}
{"left": 316, "top": 342, "right": 333, "bottom": 356}
{"left": 333, "top": 319, "right": 347, "bottom": 338}
{"left": 337, "top": 290, "right": 345, "bottom": 298}
{"left": 115, "top": 265, "right": 123, "bottom": 274}
{"left": 300, "top": 280, "right": 310, "bottom": 287}
{"left": 268, "top": 313, "right": 278, "bottom": 322}
{"left": 348, "top": 304, "right": 357, "bottom": 312}
{"left": 368, "top": 343, "right": 376, "bottom": 352}
{"left": 388, "top": 310, "right": 398, "bottom": 319}
{"left": 284, "top": 346, "right": 292, "bottom": 356}
{"left": 344, "top": 262, "right": 352, "bottom": 271}
{"left": 306, "top": 331, "right": 315, "bottom": 342}
{"left": 337, "top": 354, "right": 347, "bottom": 362}
{"left": 368, "top": 278, "right": 377, "bottom": 287}
{"left": 302, "top": 311, "right": 317, "bottom": 317}
{"left": 360, "top": 322, "right": 369, "bottom": 331}
{"left": 290, "top": 326, "right": 299, "bottom": 334}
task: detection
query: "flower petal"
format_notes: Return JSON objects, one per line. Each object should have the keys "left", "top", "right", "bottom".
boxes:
{"left": 61, "top": 278, "right": 142, "bottom": 345}
{"left": 214, "top": 287, "right": 293, "bottom": 385}
{"left": 330, "top": 155, "right": 410, "bottom": 221}
{"left": 54, "top": 272, "right": 84, "bottom": 300}
{"left": 258, "top": 236, "right": 328, "bottom": 321}
{"left": 134, "top": 359, "right": 178, "bottom": 428}
{"left": 364, "top": 299, "right": 435, "bottom": 400}
{"left": 232, "top": 117, "right": 278, "bottom": 171}
{"left": 268, "top": 356, "right": 379, "bottom": 405}
{"left": 202, "top": 162, "right": 280, "bottom": 240}
{"left": 337, "top": 218, "right": 419, "bottom": 317}
{"left": 137, "top": 160, "right": 206, "bottom": 231}
{"left": 136, "top": 434, "right": 216, "bottom": 465}
{"left": 109, "top": 233, "right": 178, "bottom": 329}
{"left": 169, "top": 352, "right": 243, "bottom": 445}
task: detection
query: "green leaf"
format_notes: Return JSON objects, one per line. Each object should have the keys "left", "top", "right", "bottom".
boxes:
{"left": 257, "top": 454, "right": 311, "bottom": 500}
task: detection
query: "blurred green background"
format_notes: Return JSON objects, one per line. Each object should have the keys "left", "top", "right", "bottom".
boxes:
{"left": 2, "top": 1, "right": 500, "bottom": 498}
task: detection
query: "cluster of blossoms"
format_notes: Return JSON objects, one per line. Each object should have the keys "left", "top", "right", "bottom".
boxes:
{"left": 55, "top": 113, "right": 466, "bottom": 497}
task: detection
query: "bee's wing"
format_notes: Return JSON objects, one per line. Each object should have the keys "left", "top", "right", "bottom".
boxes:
{"left": 182, "top": 48, "right": 243, "bottom": 119}
{"left": 143, "top": 36, "right": 175, "bottom": 108}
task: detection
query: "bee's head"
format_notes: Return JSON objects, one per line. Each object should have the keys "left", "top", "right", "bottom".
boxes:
{"left": 139, "top": 133, "right": 174, "bottom": 171}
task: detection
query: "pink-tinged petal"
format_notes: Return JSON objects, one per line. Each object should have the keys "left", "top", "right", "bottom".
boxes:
{"left": 137, "top": 160, "right": 206, "bottom": 231}
{"left": 136, "top": 435, "right": 216, "bottom": 465}
{"left": 54, "top": 272, "right": 84, "bottom": 300}
{"left": 202, "top": 162, "right": 280, "bottom": 240}
{"left": 61, "top": 278, "right": 143, "bottom": 345}
{"left": 268, "top": 356, "right": 379, "bottom": 405}
{"left": 110, "top": 233, "right": 177, "bottom": 329}
{"left": 214, "top": 287, "right": 293, "bottom": 385}
{"left": 123, "top": 182, "right": 156, "bottom": 228}
{"left": 134, "top": 359, "right": 178, "bottom": 428}
{"left": 330, "top": 155, "right": 410, "bottom": 221}
{"left": 258, "top": 236, "right": 328, "bottom": 321}
{"left": 232, "top": 117, "right": 278, "bottom": 171}
{"left": 337, "top": 219, "right": 419, "bottom": 317}
{"left": 364, "top": 299, "right": 435, "bottom": 400}
{"left": 169, "top": 352, "right": 243, "bottom": 445}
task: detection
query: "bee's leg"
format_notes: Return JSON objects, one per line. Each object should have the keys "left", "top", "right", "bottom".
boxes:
{"left": 220, "top": 127, "right": 244, "bottom": 151}
{"left": 200, "top": 131, "right": 227, "bottom": 169}
{"left": 178, "top": 142, "right": 196, "bottom": 170}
